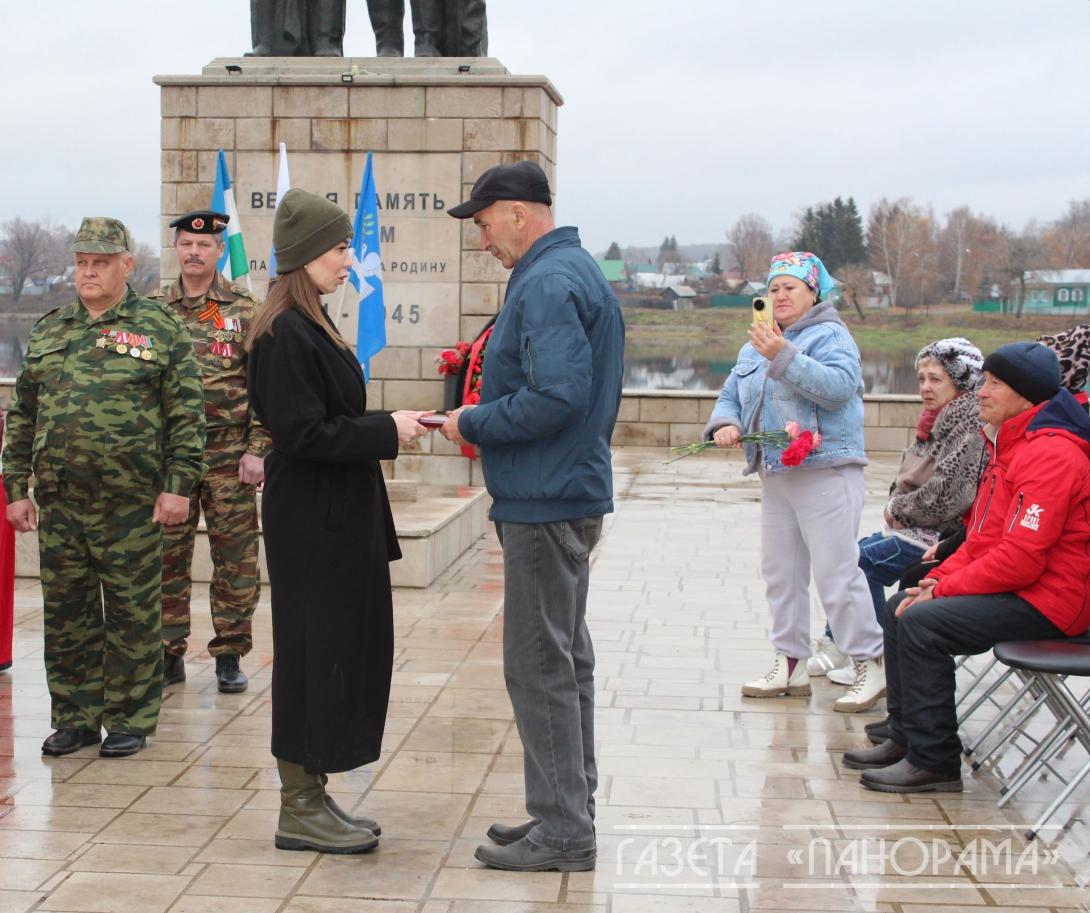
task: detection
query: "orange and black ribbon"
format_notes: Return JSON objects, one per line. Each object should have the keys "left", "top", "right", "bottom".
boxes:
{"left": 197, "top": 301, "right": 226, "bottom": 330}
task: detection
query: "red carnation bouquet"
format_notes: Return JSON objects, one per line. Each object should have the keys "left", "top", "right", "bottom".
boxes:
{"left": 436, "top": 341, "right": 472, "bottom": 377}
{"left": 668, "top": 420, "right": 822, "bottom": 464}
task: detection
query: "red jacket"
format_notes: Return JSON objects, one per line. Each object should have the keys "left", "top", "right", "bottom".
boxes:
{"left": 932, "top": 390, "right": 1090, "bottom": 635}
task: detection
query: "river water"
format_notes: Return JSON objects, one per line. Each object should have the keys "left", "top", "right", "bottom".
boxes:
{"left": 0, "top": 317, "right": 922, "bottom": 394}
{"left": 623, "top": 341, "right": 920, "bottom": 394}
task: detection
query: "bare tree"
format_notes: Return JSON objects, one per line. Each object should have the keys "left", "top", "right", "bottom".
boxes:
{"left": 1043, "top": 199, "right": 1090, "bottom": 267}
{"left": 725, "top": 213, "right": 774, "bottom": 282}
{"left": 0, "top": 218, "right": 69, "bottom": 302}
{"left": 997, "top": 226, "right": 1046, "bottom": 318}
{"left": 130, "top": 242, "right": 161, "bottom": 295}
{"left": 834, "top": 262, "right": 872, "bottom": 320}
{"left": 866, "top": 198, "right": 936, "bottom": 310}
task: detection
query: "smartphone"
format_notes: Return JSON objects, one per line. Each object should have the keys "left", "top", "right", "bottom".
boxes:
{"left": 752, "top": 296, "right": 773, "bottom": 327}
{"left": 418, "top": 414, "right": 447, "bottom": 428}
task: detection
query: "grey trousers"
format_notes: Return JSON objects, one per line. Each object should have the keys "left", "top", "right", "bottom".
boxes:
{"left": 495, "top": 518, "right": 601, "bottom": 853}
{"left": 760, "top": 464, "right": 884, "bottom": 660}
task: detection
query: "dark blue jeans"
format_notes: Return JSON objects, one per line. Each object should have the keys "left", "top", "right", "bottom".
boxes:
{"left": 883, "top": 590, "right": 1064, "bottom": 773}
{"left": 825, "top": 532, "right": 926, "bottom": 639}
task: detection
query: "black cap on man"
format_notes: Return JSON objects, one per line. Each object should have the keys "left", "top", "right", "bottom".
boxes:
{"left": 170, "top": 210, "right": 230, "bottom": 236}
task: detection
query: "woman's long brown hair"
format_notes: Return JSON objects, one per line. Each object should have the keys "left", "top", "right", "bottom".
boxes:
{"left": 245, "top": 269, "right": 351, "bottom": 352}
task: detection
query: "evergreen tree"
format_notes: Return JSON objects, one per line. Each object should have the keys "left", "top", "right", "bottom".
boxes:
{"left": 791, "top": 196, "right": 867, "bottom": 272}
{"left": 605, "top": 241, "right": 622, "bottom": 260}
{"left": 710, "top": 251, "right": 722, "bottom": 275}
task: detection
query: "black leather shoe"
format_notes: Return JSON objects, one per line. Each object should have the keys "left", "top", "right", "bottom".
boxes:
{"left": 864, "top": 716, "right": 892, "bottom": 744}
{"left": 843, "top": 738, "right": 907, "bottom": 770}
{"left": 860, "top": 758, "right": 962, "bottom": 793}
{"left": 42, "top": 728, "right": 101, "bottom": 756}
{"left": 99, "top": 733, "right": 146, "bottom": 757}
{"left": 215, "top": 654, "right": 248, "bottom": 693}
{"left": 486, "top": 819, "right": 538, "bottom": 846}
{"left": 163, "top": 652, "right": 186, "bottom": 685}
{"left": 475, "top": 836, "right": 595, "bottom": 872}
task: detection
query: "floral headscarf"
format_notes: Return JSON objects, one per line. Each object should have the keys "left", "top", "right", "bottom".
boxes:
{"left": 766, "top": 251, "right": 836, "bottom": 298}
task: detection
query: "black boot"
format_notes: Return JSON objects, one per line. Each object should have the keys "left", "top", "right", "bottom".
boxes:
{"left": 843, "top": 738, "right": 907, "bottom": 770}
{"left": 215, "top": 654, "right": 248, "bottom": 694}
{"left": 864, "top": 715, "right": 892, "bottom": 744}
{"left": 42, "top": 728, "right": 101, "bottom": 756}
{"left": 163, "top": 651, "right": 186, "bottom": 685}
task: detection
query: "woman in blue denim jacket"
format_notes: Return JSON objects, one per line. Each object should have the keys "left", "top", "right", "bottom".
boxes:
{"left": 703, "top": 252, "right": 885, "bottom": 713}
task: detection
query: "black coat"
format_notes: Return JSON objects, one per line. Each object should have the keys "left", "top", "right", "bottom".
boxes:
{"left": 247, "top": 307, "right": 400, "bottom": 773}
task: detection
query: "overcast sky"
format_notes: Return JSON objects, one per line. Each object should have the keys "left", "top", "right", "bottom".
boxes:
{"left": 1, "top": 1, "right": 1087, "bottom": 255}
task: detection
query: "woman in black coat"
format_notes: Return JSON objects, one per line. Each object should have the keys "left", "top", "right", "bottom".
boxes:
{"left": 246, "top": 189, "right": 429, "bottom": 854}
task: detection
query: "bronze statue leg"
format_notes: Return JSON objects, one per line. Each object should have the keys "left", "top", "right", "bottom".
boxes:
{"left": 247, "top": 0, "right": 276, "bottom": 55}
{"left": 410, "top": 0, "right": 443, "bottom": 56}
{"left": 310, "top": 0, "right": 346, "bottom": 55}
{"left": 367, "top": 0, "right": 406, "bottom": 56}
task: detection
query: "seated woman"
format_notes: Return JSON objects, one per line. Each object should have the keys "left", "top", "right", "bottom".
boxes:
{"left": 811, "top": 339, "right": 985, "bottom": 685}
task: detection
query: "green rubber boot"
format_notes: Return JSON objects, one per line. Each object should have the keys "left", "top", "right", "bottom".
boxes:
{"left": 275, "top": 760, "right": 378, "bottom": 854}
{"left": 318, "top": 772, "right": 382, "bottom": 836}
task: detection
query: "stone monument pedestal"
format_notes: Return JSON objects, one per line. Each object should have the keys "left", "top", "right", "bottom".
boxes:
{"left": 154, "top": 57, "right": 561, "bottom": 431}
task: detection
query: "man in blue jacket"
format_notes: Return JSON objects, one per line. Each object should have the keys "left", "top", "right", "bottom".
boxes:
{"left": 442, "top": 161, "right": 625, "bottom": 872}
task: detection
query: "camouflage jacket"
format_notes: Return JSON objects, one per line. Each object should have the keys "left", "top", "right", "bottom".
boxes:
{"left": 150, "top": 273, "right": 271, "bottom": 456}
{"left": 2, "top": 286, "right": 207, "bottom": 502}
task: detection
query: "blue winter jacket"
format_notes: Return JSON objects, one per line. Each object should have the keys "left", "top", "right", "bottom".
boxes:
{"left": 703, "top": 300, "right": 867, "bottom": 475}
{"left": 458, "top": 227, "right": 625, "bottom": 522}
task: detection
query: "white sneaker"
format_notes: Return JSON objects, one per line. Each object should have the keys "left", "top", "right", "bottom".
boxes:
{"left": 833, "top": 657, "right": 887, "bottom": 713}
{"left": 826, "top": 663, "right": 858, "bottom": 686}
{"left": 741, "top": 653, "right": 811, "bottom": 698}
{"left": 806, "top": 637, "right": 849, "bottom": 677}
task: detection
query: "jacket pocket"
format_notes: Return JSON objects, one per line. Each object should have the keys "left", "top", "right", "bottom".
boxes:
{"left": 24, "top": 338, "right": 69, "bottom": 388}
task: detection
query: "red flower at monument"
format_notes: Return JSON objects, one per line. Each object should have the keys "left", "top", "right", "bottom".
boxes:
{"left": 435, "top": 341, "right": 472, "bottom": 377}
{"left": 780, "top": 430, "right": 817, "bottom": 467}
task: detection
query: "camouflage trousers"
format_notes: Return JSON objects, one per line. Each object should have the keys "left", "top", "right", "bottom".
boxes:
{"left": 38, "top": 491, "right": 163, "bottom": 736}
{"left": 161, "top": 444, "right": 259, "bottom": 658}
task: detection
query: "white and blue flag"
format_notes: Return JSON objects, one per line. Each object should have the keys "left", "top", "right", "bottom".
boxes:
{"left": 267, "top": 142, "right": 291, "bottom": 276}
{"left": 349, "top": 152, "right": 386, "bottom": 381}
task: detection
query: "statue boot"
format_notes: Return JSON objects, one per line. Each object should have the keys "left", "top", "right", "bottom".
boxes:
{"left": 367, "top": 0, "right": 406, "bottom": 56}
{"left": 410, "top": 0, "right": 443, "bottom": 56}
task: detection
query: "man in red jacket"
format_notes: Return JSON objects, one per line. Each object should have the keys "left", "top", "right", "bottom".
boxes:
{"left": 842, "top": 341, "right": 1090, "bottom": 792}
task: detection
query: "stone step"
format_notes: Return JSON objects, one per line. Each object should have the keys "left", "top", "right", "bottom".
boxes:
{"left": 14, "top": 484, "right": 488, "bottom": 590}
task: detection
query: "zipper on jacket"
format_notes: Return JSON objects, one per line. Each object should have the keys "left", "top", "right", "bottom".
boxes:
{"left": 974, "top": 473, "right": 997, "bottom": 533}
{"left": 524, "top": 336, "right": 536, "bottom": 388}
{"left": 1008, "top": 493, "right": 1024, "bottom": 534}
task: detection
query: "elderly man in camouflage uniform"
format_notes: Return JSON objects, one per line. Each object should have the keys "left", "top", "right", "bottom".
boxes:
{"left": 152, "top": 211, "right": 269, "bottom": 694}
{"left": 3, "top": 217, "right": 206, "bottom": 758}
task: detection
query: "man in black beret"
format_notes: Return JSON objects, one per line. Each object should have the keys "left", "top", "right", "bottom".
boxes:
{"left": 151, "top": 211, "right": 269, "bottom": 694}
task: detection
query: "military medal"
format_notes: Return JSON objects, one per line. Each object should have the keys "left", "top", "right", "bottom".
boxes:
{"left": 142, "top": 350, "right": 154, "bottom": 361}
{"left": 96, "top": 337, "right": 107, "bottom": 348}
{"left": 210, "top": 339, "right": 235, "bottom": 368}
{"left": 130, "top": 347, "right": 142, "bottom": 357}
